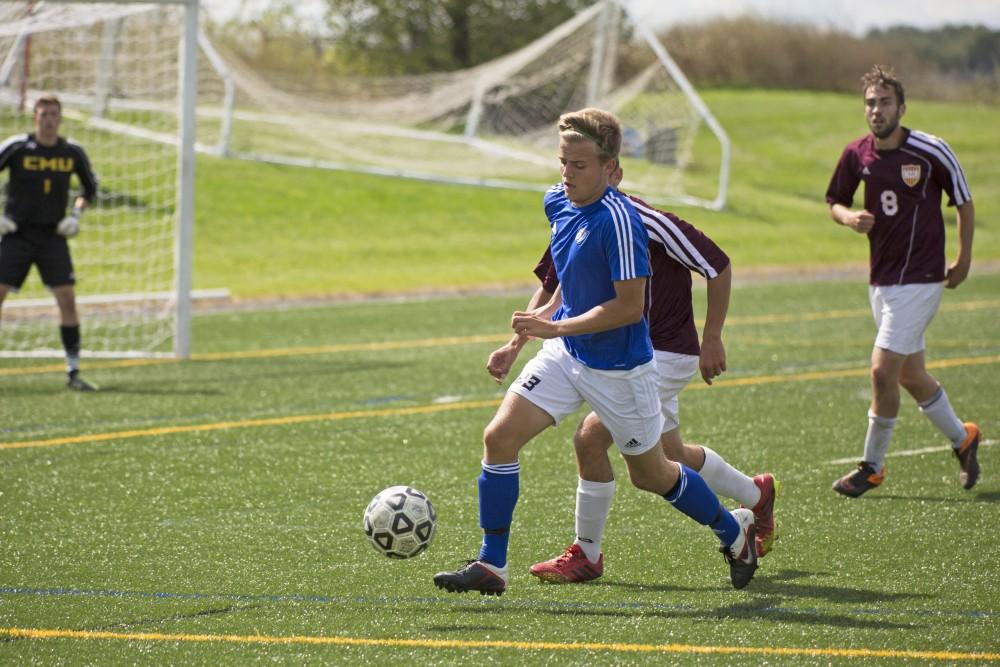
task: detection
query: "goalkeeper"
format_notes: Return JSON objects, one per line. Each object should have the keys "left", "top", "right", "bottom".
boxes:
{"left": 0, "top": 94, "right": 99, "bottom": 391}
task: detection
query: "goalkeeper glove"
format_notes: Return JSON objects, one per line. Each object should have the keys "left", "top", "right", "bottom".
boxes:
{"left": 0, "top": 215, "right": 16, "bottom": 235}
{"left": 56, "top": 207, "right": 83, "bottom": 238}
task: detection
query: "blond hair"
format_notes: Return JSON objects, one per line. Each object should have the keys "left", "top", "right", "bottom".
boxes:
{"left": 558, "top": 108, "right": 622, "bottom": 163}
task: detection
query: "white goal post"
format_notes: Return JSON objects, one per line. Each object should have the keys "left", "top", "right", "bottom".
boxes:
{"left": 0, "top": 0, "right": 199, "bottom": 359}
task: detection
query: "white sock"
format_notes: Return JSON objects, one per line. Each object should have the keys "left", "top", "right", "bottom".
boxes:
{"left": 918, "top": 386, "right": 968, "bottom": 447}
{"left": 574, "top": 478, "right": 614, "bottom": 562}
{"left": 698, "top": 446, "right": 760, "bottom": 508}
{"left": 862, "top": 410, "right": 896, "bottom": 470}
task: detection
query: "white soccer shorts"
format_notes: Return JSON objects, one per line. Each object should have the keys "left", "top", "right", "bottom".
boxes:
{"left": 654, "top": 350, "right": 700, "bottom": 432}
{"left": 508, "top": 338, "right": 664, "bottom": 456}
{"left": 869, "top": 282, "right": 944, "bottom": 355}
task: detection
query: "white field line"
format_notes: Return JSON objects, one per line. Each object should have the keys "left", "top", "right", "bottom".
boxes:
{"left": 827, "top": 439, "right": 997, "bottom": 465}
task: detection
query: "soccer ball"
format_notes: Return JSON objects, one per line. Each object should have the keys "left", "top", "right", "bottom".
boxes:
{"left": 363, "top": 486, "right": 437, "bottom": 559}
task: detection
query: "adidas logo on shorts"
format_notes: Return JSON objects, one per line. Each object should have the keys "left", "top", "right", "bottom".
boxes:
{"left": 624, "top": 438, "right": 642, "bottom": 448}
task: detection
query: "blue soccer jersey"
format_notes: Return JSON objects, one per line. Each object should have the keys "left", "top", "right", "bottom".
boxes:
{"left": 543, "top": 184, "right": 653, "bottom": 370}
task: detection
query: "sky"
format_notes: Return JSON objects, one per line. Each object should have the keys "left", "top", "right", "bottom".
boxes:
{"left": 201, "top": 0, "right": 1000, "bottom": 35}
{"left": 627, "top": 0, "right": 1000, "bottom": 34}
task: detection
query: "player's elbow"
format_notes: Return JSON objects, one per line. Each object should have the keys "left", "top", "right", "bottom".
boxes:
{"left": 620, "top": 302, "right": 645, "bottom": 325}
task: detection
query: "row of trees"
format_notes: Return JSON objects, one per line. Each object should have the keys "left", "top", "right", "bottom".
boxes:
{"left": 212, "top": 0, "right": 590, "bottom": 76}
{"left": 207, "top": 1, "right": 1000, "bottom": 100}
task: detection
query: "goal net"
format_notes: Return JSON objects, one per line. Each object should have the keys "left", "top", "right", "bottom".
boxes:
{"left": 0, "top": 0, "right": 202, "bottom": 359}
{"left": 212, "top": 0, "right": 729, "bottom": 210}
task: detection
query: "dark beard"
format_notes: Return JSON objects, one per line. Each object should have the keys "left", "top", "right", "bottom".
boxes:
{"left": 872, "top": 118, "right": 899, "bottom": 140}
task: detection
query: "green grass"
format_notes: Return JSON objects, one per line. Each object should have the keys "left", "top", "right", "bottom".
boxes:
{"left": 192, "top": 89, "right": 1000, "bottom": 298}
{"left": 2, "top": 274, "right": 998, "bottom": 664}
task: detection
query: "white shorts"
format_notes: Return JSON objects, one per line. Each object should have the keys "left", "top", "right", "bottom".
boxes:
{"left": 509, "top": 338, "right": 664, "bottom": 456}
{"left": 869, "top": 282, "right": 944, "bottom": 355}
{"left": 654, "top": 350, "right": 700, "bottom": 432}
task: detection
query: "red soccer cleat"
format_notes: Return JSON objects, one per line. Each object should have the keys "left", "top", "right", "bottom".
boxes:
{"left": 529, "top": 544, "right": 604, "bottom": 583}
{"left": 743, "top": 473, "right": 778, "bottom": 557}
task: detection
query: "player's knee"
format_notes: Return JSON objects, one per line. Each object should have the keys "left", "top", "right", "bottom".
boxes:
{"left": 482, "top": 420, "right": 520, "bottom": 461}
{"left": 870, "top": 364, "right": 897, "bottom": 392}
{"left": 626, "top": 460, "right": 675, "bottom": 495}
{"left": 573, "top": 432, "right": 613, "bottom": 464}
{"left": 573, "top": 415, "right": 612, "bottom": 453}
{"left": 627, "top": 469, "right": 668, "bottom": 495}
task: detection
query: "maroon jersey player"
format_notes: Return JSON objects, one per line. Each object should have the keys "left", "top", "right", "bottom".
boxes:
{"left": 825, "top": 65, "right": 980, "bottom": 497}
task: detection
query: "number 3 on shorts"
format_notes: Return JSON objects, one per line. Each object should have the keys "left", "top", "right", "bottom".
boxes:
{"left": 880, "top": 190, "right": 898, "bottom": 216}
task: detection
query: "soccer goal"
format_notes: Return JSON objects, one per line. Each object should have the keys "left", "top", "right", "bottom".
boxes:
{"left": 212, "top": 0, "right": 730, "bottom": 211}
{"left": 0, "top": 0, "right": 201, "bottom": 359}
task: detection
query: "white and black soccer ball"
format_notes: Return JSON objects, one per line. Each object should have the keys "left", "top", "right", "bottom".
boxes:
{"left": 363, "top": 486, "right": 437, "bottom": 559}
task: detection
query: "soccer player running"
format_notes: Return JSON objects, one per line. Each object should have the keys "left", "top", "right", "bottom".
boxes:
{"left": 487, "top": 168, "right": 777, "bottom": 584}
{"left": 433, "top": 108, "right": 758, "bottom": 596}
{"left": 0, "top": 94, "right": 99, "bottom": 391}
{"left": 825, "top": 65, "right": 980, "bottom": 497}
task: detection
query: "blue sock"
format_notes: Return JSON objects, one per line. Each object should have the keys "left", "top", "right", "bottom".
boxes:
{"left": 663, "top": 464, "right": 739, "bottom": 547}
{"left": 477, "top": 460, "right": 519, "bottom": 567}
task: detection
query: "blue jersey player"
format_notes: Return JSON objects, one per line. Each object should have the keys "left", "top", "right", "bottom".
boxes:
{"left": 433, "top": 108, "right": 758, "bottom": 595}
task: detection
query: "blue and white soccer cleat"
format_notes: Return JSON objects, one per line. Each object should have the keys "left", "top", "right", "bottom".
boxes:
{"left": 433, "top": 560, "right": 508, "bottom": 596}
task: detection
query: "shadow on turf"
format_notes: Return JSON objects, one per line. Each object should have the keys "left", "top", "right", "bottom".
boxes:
{"left": 5, "top": 384, "right": 224, "bottom": 397}
{"left": 79, "top": 385, "right": 226, "bottom": 396}
{"left": 84, "top": 603, "right": 261, "bottom": 633}
{"left": 867, "top": 491, "right": 1000, "bottom": 504}
{"left": 601, "top": 569, "right": 930, "bottom": 606}
{"left": 449, "top": 594, "right": 918, "bottom": 630}
{"left": 436, "top": 569, "right": 927, "bottom": 630}
{"left": 425, "top": 624, "right": 504, "bottom": 633}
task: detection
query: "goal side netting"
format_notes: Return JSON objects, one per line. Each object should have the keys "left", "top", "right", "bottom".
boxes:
{"left": 211, "top": 0, "right": 729, "bottom": 210}
{"left": 0, "top": 0, "right": 202, "bottom": 359}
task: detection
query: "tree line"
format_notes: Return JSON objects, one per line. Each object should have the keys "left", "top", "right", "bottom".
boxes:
{"left": 207, "top": 1, "right": 1000, "bottom": 100}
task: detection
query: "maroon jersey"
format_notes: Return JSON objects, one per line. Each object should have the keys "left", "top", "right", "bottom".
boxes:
{"left": 826, "top": 128, "right": 971, "bottom": 286}
{"left": 534, "top": 193, "right": 730, "bottom": 356}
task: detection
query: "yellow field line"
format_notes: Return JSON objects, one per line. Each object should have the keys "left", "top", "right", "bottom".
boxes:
{"left": 687, "top": 354, "right": 1000, "bottom": 390}
{"left": 0, "top": 399, "right": 501, "bottom": 450}
{"left": 0, "top": 335, "right": 512, "bottom": 377}
{"left": 3, "top": 355, "right": 998, "bottom": 452}
{"left": 2, "top": 298, "right": 997, "bottom": 379}
{"left": 1, "top": 627, "right": 997, "bottom": 661}
{"left": 722, "top": 297, "right": 1000, "bottom": 325}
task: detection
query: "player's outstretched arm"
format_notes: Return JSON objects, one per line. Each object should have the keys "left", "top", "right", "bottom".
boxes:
{"left": 700, "top": 264, "right": 731, "bottom": 385}
{"left": 946, "top": 200, "right": 975, "bottom": 289}
{"left": 486, "top": 286, "right": 553, "bottom": 383}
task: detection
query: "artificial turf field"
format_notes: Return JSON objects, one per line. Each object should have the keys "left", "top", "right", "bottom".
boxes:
{"left": 1, "top": 271, "right": 997, "bottom": 665}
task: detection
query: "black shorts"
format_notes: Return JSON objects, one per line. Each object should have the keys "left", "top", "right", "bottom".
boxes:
{"left": 0, "top": 226, "right": 75, "bottom": 289}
